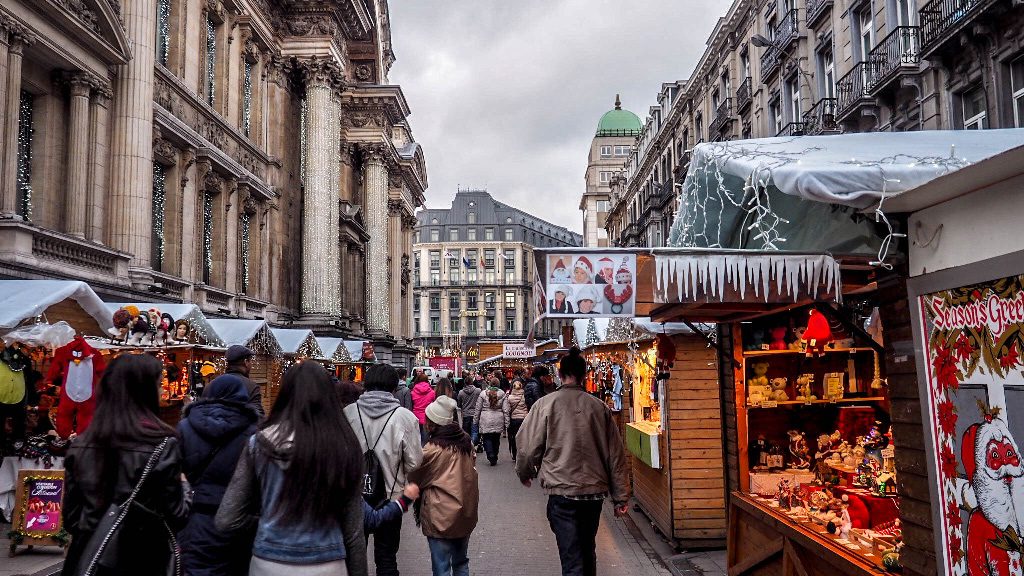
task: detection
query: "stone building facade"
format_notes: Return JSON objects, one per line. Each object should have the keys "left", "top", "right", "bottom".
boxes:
{"left": 606, "top": 0, "right": 1024, "bottom": 248}
{"left": 413, "top": 190, "right": 581, "bottom": 359}
{"left": 0, "top": 0, "right": 427, "bottom": 363}
{"left": 579, "top": 95, "right": 641, "bottom": 248}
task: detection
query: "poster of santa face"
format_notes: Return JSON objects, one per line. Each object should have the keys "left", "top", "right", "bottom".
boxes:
{"left": 921, "top": 274, "right": 1024, "bottom": 576}
{"left": 546, "top": 254, "right": 636, "bottom": 317}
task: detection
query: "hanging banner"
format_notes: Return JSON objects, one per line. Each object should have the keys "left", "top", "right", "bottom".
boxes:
{"left": 545, "top": 253, "right": 637, "bottom": 317}
{"left": 921, "top": 274, "right": 1024, "bottom": 576}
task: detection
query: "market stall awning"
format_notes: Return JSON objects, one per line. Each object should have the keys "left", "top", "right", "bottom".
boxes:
{"left": 206, "top": 319, "right": 282, "bottom": 356}
{"left": 343, "top": 340, "right": 370, "bottom": 362}
{"left": 669, "top": 128, "right": 1024, "bottom": 251}
{"left": 315, "top": 337, "right": 353, "bottom": 362}
{"left": 106, "top": 302, "right": 225, "bottom": 347}
{"left": 270, "top": 328, "right": 323, "bottom": 357}
{"left": 0, "top": 280, "right": 112, "bottom": 335}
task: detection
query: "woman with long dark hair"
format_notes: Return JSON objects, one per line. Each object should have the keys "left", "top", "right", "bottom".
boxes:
{"left": 473, "top": 377, "right": 509, "bottom": 466}
{"left": 216, "top": 361, "right": 367, "bottom": 576}
{"left": 62, "top": 353, "right": 191, "bottom": 575}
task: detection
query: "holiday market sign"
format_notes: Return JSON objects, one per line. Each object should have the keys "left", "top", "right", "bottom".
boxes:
{"left": 922, "top": 274, "right": 1024, "bottom": 576}
{"left": 502, "top": 343, "right": 536, "bottom": 359}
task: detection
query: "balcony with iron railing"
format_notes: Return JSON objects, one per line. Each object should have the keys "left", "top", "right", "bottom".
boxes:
{"left": 736, "top": 77, "right": 753, "bottom": 112}
{"left": 868, "top": 26, "right": 921, "bottom": 93}
{"left": 776, "top": 121, "right": 805, "bottom": 137}
{"left": 806, "top": 0, "right": 833, "bottom": 27}
{"left": 802, "top": 98, "right": 839, "bottom": 135}
{"left": 760, "top": 9, "right": 800, "bottom": 83}
{"left": 836, "top": 61, "right": 875, "bottom": 120}
{"left": 709, "top": 97, "right": 734, "bottom": 136}
{"left": 920, "top": 0, "right": 999, "bottom": 56}
{"left": 673, "top": 150, "right": 692, "bottom": 182}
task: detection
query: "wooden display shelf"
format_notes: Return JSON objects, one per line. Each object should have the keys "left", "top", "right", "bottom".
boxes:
{"left": 743, "top": 347, "right": 876, "bottom": 357}
{"left": 746, "top": 397, "right": 886, "bottom": 408}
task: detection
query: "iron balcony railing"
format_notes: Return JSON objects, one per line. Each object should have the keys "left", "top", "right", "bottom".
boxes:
{"left": 709, "top": 97, "right": 733, "bottom": 135}
{"left": 759, "top": 10, "right": 799, "bottom": 82}
{"left": 869, "top": 26, "right": 921, "bottom": 91}
{"left": 836, "top": 61, "right": 875, "bottom": 119}
{"left": 920, "top": 0, "right": 998, "bottom": 56}
{"left": 802, "top": 98, "right": 839, "bottom": 135}
{"left": 673, "top": 150, "right": 691, "bottom": 182}
{"left": 806, "top": 0, "right": 833, "bottom": 27}
{"left": 776, "top": 121, "right": 805, "bottom": 137}
{"left": 736, "top": 77, "right": 753, "bottom": 111}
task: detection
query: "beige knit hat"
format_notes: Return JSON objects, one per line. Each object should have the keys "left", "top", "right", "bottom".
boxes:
{"left": 426, "top": 396, "right": 458, "bottom": 426}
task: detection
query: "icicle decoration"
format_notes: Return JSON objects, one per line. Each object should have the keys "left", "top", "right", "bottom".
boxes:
{"left": 16, "top": 91, "right": 33, "bottom": 220}
{"left": 156, "top": 0, "right": 171, "bottom": 66}
{"left": 152, "top": 162, "right": 166, "bottom": 270}
{"left": 654, "top": 253, "right": 842, "bottom": 304}
{"left": 299, "top": 96, "right": 307, "bottom": 184}
{"left": 205, "top": 16, "right": 216, "bottom": 106}
{"left": 242, "top": 60, "right": 253, "bottom": 137}
{"left": 240, "top": 211, "right": 250, "bottom": 293}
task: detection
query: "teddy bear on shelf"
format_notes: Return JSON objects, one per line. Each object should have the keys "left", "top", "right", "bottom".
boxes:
{"left": 795, "top": 373, "right": 816, "bottom": 402}
{"left": 769, "top": 377, "right": 789, "bottom": 401}
{"left": 789, "top": 326, "right": 807, "bottom": 352}
{"left": 746, "top": 361, "right": 771, "bottom": 405}
{"left": 769, "top": 326, "right": 788, "bottom": 350}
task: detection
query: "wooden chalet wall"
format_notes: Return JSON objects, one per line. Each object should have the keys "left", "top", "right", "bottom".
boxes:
{"left": 719, "top": 325, "right": 741, "bottom": 493}
{"left": 877, "top": 265, "right": 936, "bottom": 576}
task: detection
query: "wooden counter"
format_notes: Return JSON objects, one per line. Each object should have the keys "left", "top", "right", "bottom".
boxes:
{"left": 727, "top": 492, "right": 887, "bottom": 576}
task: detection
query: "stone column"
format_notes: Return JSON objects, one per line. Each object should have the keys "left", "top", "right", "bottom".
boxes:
{"left": 0, "top": 17, "right": 12, "bottom": 188}
{"left": 108, "top": 0, "right": 157, "bottom": 265}
{"left": 299, "top": 58, "right": 342, "bottom": 315}
{"left": 329, "top": 92, "right": 341, "bottom": 308}
{"left": 388, "top": 198, "right": 404, "bottom": 337}
{"left": 0, "top": 28, "right": 33, "bottom": 217}
{"left": 224, "top": 180, "right": 239, "bottom": 291}
{"left": 363, "top": 147, "right": 390, "bottom": 333}
{"left": 64, "top": 73, "right": 92, "bottom": 237}
{"left": 87, "top": 82, "right": 112, "bottom": 242}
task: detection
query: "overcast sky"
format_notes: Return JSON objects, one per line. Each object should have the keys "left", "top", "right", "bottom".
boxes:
{"left": 387, "top": 0, "right": 732, "bottom": 234}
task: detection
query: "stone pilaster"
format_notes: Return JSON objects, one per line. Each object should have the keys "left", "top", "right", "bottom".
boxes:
{"left": 0, "top": 17, "right": 13, "bottom": 192}
{"left": 298, "top": 57, "right": 343, "bottom": 316}
{"left": 388, "top": 198, "right": 403, "bottom": 338}
{"left": 363, "top": 146, "right": 390, "bottom": 333}
{"left": 329, "top": 91, "right": 341, "bottom": 309}
{"left": 87, "top": 81, "right": 112, "bottom": 243}
{"left": 0, "top": 27, "right": 34, "bottom": 217}
{"left": 108, "top": 0, "right": 157, "bottom": 266}
{"left": 64, "top": 73, "right": 92, "bottom": 237}
{"left": 224, "top": 179, "right": 239, "bottom": 291}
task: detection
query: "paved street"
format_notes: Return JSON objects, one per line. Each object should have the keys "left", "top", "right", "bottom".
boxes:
{"left": 370, "top": 449, "right": 672, "bottom": 576}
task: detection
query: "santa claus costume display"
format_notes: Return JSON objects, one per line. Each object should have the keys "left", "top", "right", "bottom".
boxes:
{"left": 46, "top": 336, "right": 106, "bottom": 438}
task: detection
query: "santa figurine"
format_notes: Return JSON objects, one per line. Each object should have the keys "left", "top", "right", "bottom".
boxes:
{"left": 802, "top": 309, "right": 833, "bottom": 357}
{"left": 47, "top": 336, "right": 106, "bottom": 438}
{"left": 963, "top": 404, "right": 1024, "bottom": 576}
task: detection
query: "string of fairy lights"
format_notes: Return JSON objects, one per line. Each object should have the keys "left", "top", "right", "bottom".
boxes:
{"left": 204, "top": 15, "right": 216, "bottom": 106}
{"left": 156, "top": 0, "right": 170, "bottom": 66}
{"left": 16, "top": 91, "right": 33, "bottom": 220}
{"left": 240, "top": 211, "right": 250, "bottom": 292}
{"left": 242, "top": 59, "right": 253, "bottom": 137}
{"left": 202, "top": 192, "right": 214, "bottom": 283}
{"left": 152, "top": 162, "right": 166, "bottom": 269}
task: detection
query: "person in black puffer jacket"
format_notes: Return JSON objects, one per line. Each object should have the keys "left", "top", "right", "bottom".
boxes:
{"left": 524, "top": 365, "right": 551, "bottom": 410}
{"left": 176, "top": 374, "right": 260, "bottom": 576}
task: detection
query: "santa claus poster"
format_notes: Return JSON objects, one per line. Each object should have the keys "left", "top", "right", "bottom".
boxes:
{"left": 546, "top": 253, "right": 636, "bottom": 317}
{"left": 921, "top": 274, "right": 1024, "bottom": 576}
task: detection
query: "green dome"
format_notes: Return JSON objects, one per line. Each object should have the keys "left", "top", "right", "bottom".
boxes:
{"left": 596, "top": 95, "right": 642, "bottom": 137}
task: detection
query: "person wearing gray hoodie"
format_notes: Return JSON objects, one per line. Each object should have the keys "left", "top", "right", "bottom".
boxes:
{"left": 343, "top": 364, "right": 422, "bottom": 576}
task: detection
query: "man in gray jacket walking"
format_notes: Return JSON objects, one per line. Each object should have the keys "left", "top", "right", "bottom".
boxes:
{"left": 393, "top": 367, "right": 414, "bottom": 411}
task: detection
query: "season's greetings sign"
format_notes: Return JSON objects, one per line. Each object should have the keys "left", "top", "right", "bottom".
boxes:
{"left": 922, "top": 274, "right": 1024, "bottom": 576}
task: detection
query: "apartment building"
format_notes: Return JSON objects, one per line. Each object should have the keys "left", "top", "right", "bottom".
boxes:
{"left": 607, "top": 0, "right": 1024, "bottom": 247}
{"left": 413, "top": 190, "right": 582, "bottom": 356}
{"left": 580, "top": 95, "right": 642, "bottom": 247}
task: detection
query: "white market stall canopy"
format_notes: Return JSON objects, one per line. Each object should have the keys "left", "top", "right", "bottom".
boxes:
{"left": 270, "top": 328, "right": 323, "bottom": 357}
{"left": 669, "top": 129, "right": 1024, "bottom": 252}
{"left": 0, "top": 280, "right": 112, "bottom": 336}
{"left": 206, "top": 318, "right": 282, "bottom": 356}
{"left": 315, "top": 337, "right": 353, "bottom": 362}
{"left": 572, "top": 317, "right": 692, "bottom": 347}
{"left": 106, "top": 302, "right": 225, "bottom": 347}
{"left": 343, "top": 340, "right": 369, "bottom": 362}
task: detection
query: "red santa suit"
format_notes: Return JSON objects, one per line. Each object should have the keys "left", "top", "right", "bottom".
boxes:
{"left": 47, "top": 336, "right": 105, "bottom": 438}
{"left": 963, "top": 414, "right": 1024, "bottom": 576}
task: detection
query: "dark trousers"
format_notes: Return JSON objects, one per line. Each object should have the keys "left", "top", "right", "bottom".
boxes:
{"left": 372, "top": 514, "right": 403, "bottom": 576}
{"left": 481, "top": 432, "right": 501, "bottom": 464}
{"left": 507, "top": 418, "right": 524, "bottom": 459}
{"left": 546, "top": 495, "right": 603, "bottom": 576}
{"left": 461, "top": 416, "right": 476, "bottom": 444}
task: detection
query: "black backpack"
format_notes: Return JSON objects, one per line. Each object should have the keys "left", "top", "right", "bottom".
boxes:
{"left": 358, "top": 407, "right": 398, "bottom": 509}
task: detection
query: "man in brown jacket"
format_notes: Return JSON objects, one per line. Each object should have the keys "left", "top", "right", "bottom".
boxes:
{"left": 515, "top": 347, "right": 630, "bottom": 576}
{"left": 408, "top": 395, "right": 479, "bottom": 576}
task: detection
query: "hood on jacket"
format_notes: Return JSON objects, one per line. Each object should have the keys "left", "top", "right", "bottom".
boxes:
{"left": 182, "top": 374, "right": 258, "bottom": 442}
{"left": 356, "top": 390, "right": 402, "bottom": 419}
{"left": 412, "top": 381, "right": 434, "bottom": 396}
{"left": 255, "top": 424, "right": 296, "bottom": 466}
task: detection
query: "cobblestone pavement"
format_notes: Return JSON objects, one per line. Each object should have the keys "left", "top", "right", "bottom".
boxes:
{"left": 370, "top": 451, "right": 672, "bottom": 576}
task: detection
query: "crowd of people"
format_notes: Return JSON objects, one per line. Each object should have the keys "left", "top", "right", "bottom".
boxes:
{"left": 59, "top": 346, "right": 629, "bottom": 576}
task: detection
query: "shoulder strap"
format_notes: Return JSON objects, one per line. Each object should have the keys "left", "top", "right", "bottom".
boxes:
{"left": 359, "top": 407, "right": 399, "bottom": 451}
{"left": 129, "top": 437, "right": 170, "bottom": 502}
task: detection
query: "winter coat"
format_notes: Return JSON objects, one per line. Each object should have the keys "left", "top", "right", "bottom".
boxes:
{"left": 515, "top": 385, "right": 630, "bottom": 505}
{"left": 410, "top": 381, "right": 436, "bottom": 425}
{"left": 506, "top": 389, "right": 529, "bottom": 420}
{"left": 362, "top": 497, "right": 411, "bottom": 534}
{"left": 393, "top": 382, "right": 414, "bottom": 412}
{"left": 208, "top": 370, "right": 264, "bottom": 417}
{"left": 524, "top": 378, "right": 545, "bottom": 410}
{"left": 62, "top": 433, "right": 190, "bottom": 576}
{"left": 456, "top": 384, "right": 482, "bottom": 417}
{"left": 215, "top": 426, "right": 367, "bottom": 574}
{"left": 473, "top": 387, "right": 509, "bottom": 434}
{"left": 344, "top": 391, "right": 423, "bottom": 499}
{"left": 176, "top": 377, "right": 260, "bottom": 576}
{"left": 407, "top": 442, "right": 479, "bottom": 539}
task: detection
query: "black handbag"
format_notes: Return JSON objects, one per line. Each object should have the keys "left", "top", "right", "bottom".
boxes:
{"left": 75, "top": 437, "right": 182, "bottom": 576}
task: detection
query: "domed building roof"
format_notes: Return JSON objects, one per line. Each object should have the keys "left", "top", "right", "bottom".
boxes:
{"left": 596, "top": 95, "right": 642, "bottom": 137}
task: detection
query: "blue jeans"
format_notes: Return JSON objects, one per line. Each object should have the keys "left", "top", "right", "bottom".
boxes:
{"left": 427, "top": 536, "right": 470, "bottom": 576}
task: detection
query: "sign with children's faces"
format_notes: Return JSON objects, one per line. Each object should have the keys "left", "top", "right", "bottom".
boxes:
{"left": 546, "top": 254, "right": 637, "bottom": 317}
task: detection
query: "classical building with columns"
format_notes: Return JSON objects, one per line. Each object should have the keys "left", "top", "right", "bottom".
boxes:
{"left": 0, "top": 0, "right": 426, "bottom": 364}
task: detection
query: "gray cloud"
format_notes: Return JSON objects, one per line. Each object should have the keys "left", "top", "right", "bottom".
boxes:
{"left": 388, "top": 0, "right": 732, "bottom": 233}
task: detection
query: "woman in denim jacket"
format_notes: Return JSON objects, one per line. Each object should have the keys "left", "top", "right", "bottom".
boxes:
{"left": 216, "top": 362, "right": 367, "bottom": 576}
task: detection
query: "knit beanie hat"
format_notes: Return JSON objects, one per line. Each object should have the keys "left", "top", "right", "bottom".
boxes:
{"left": 426, "top": 396, "right": 458, "bottom": 426}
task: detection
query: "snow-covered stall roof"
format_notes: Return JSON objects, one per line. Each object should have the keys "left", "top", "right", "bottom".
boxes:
{"left": 343, "top": 340, "right": 369, "bottom": 362}
{"left": 573, "top": 317, "right": 692, "bottom": 347}
{"left": 206, "top": 319, "right": 283, "bottom": 356}
{"left": 106, "top": 303, "right": 225, "bottom": 347}
{"left": 0, "top": 280, "right": 112, "bottom": 334}
{"left": 315, "top": 337, "right": 353, "bottom": 362}
{"left": 270, "top": 328, "right": 323, "bottom": 357}
{"left": 669, "top": 129, "right": 1024, "bottom": 252}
